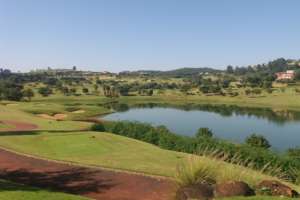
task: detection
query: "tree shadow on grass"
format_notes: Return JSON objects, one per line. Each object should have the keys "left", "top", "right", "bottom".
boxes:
{"left": 0, "top": 131, "right": 40, "bottom": 136}
{"left": 0, "top": 168, "right": 116, "bottom": 195}
{"left": 0, "top": 129, "right": 89, "bottom": 137}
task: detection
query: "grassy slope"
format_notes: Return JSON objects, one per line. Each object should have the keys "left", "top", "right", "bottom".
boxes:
{"left": 0, "top": 179, "right": 87, "bottom": 200}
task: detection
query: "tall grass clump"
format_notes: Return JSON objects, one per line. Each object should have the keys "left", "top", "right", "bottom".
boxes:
{"left": 175, "top": 156, "right": 216, "bottom": 187}
{"left": 175, "top": 152, "right": 291, "bottom": 189}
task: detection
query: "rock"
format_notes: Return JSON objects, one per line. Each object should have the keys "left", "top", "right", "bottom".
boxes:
{"left": 257, "top": 180, "right": 299, "bottom": 198}
{"left": 176, "top": 183, "right": 214, "bottom": 200}
{"left": 214, "top": 181, "right": 255, "bottom": 198}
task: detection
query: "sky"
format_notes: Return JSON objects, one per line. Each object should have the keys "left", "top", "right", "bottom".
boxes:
{"left": 1, "top": 0, "right": 300, "bottom": 72}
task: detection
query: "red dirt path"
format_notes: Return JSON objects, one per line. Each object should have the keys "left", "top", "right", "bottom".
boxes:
{"left": 0, "top": 149, "right": 176, "bottom": 200}
{"left": 0, "top": 120, "right": 38, "bottom": 132}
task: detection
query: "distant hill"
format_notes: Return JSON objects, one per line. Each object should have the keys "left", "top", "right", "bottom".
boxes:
{"left": 120, "top": 67, "right": 220, "bottom": 77}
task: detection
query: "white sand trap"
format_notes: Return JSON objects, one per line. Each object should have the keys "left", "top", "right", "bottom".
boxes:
{"left": 53, "top": 114, "right": 67, "bottom": 119}
{"left": 6, "top": 103, "right": 18, "bottom": 106}
{"left": 72, "top": 110, "right": 86, "bottom": 114}
{"left": 37, "top": 113, "right": 67, "bottom": 120}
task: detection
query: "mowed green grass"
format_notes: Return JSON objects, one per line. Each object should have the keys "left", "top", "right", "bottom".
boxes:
{"left": 0, "top": 131, "right": 187, "bottom": 177}
{"left": 0, "top": 179, "right": 87, "bottom": 200}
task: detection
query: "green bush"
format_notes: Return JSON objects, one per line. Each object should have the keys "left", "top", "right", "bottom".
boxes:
{"left": 245, "top": 134, "right": 271, "bottom": 149}
{"left": 196, "top": 128, "right": 213, "bottom": 138}
{"left": 91, "top": 123, "right": 106, "bottom": 132}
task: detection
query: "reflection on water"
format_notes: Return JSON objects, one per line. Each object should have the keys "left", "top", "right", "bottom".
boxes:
{"left": 102, "top": 103, "right": 300, "bottom": 151}
{"left": 104, "top": 102, "right": 300, "bottom": 124}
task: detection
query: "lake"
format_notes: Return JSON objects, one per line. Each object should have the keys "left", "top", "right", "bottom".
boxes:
{"left": 102, "top": 103, "right": 300, "bottom": 151}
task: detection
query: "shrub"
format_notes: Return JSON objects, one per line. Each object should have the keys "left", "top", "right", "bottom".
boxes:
{"left": 91, "top": 123, "right": 106, "bottom": 132}
{"left": 82, "top": 88, "right": 89, "bottom": 94}
{"left": 252, "top": 88, "right": 262, "bottom": 95}
{"left": 245, "top": 134, "right": 271, "bottom": 149}
{"left": 196, "top": 128, "right": 213, "bottom": 138}
{"left": 38, "top": 87, "right": 52, "bottom": 97}
{"left": 22, "top": 88, "right": 34, "bottom": 101}
{"left": 287, "top": 147, "right": 300, "bottom": 160}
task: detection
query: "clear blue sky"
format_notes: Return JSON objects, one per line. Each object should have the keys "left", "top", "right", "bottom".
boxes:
{"left": 1, "top": 0, "right": 300, "bottom": 72}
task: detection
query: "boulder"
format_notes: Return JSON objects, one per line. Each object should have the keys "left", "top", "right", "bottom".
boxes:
{"left": 214, "top": 181, "right": 255, "bottom": 198}
{"left": 257, "top": 180, "right": 299, "bottom": 198}
{"left": 176, "top": 183, "right": 214, "bottom": 200}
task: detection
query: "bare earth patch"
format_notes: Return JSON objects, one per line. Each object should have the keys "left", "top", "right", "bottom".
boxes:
{"left": 0, "top": 149, "right": 176, "bottom": 200}
{"left": 0, "top": 120, "right": 38, "bottom": 132}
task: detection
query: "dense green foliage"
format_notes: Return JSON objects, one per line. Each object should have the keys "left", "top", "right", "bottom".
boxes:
{"left": 98, "top": 120, "right": 300, "bottom": 183}
{"left": 245, "top": 134, "right": 271, "bottom": 149}
{"left": 196, "top": 128, "right": 214, "bottom": 138}
{"left": 91, "top": 123, "right": 106, "bottom": 131}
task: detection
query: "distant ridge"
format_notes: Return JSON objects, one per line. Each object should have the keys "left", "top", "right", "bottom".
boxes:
{"left": 120, "top": 67, "right": 220, "bottom": 77}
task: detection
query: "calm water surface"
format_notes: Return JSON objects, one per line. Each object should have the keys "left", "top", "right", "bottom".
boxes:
{"left": 102, "top": 104, "right": 300, "bottom": 151}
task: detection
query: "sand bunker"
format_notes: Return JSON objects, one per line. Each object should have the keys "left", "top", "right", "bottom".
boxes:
{"left": 6, "top": 103, "right": 18, "bottom": 106}
{"left": 37, "top": 113, "right": 67, "bottom": 120}
{"left": 72, "top": 110, "right": 86, "bottom": 114}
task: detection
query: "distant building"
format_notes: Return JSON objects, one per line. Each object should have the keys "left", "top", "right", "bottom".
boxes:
{"left": 275, "top": 70, "right": 295, "bottom": 80}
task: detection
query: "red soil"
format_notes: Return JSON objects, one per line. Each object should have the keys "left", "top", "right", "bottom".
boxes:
{"left": 0, "top": 149, "right": 176, "bottom": 200}
{"left": 0, "top": 120, "right": 38, "bottom": 132}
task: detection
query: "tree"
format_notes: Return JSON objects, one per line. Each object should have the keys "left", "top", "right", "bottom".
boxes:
{"left": 70, "top": 88, "right": 77, "bottom": 94}
{"left": 263, "top": 81, "right": 272, "bottom": 89}
{"left": 118, "top": 85, "right": 130, "bottom": 96}
{"left": 226, "top": 65, "right": 234, "bottom": 74}
{"left": 38, "top": 87, "right": 52, "bottom": 97}
{"left": 82, "top": 87, "right": 89, "bottom": 94}
{"left": 245, "top": 134, "right": 271, "bottom": 149}
{"left": 0, "top": 80, "right": 23, "bottom": 101}
{"left": 103, "top": 85, "right": 119, "bottom": 98}
{"left": 22, "top": 88, "right": 34, "bottom": 101}
{"left": 252, "top": 88, "right": 262, "bottom": 95}
{"left": 196, "top": 128, "right": 213, "bottom": 138}
{"left": 62, "top": 87, "right": 69, "bottom": 96}
{"left": 91, "top": 123, "right": 105, "bottom": 132}
{"left": 92, "top": 84, "right": 99, "bottom": 95}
